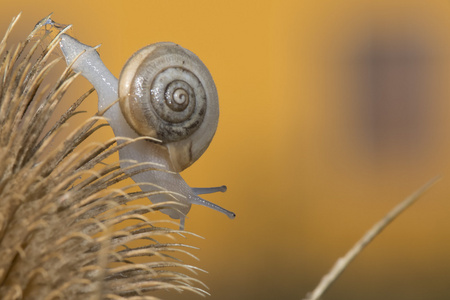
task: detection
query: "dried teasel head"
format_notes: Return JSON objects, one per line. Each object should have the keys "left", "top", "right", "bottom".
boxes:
{"left": 0, "top": 13, "right": 207, "bottom": 299}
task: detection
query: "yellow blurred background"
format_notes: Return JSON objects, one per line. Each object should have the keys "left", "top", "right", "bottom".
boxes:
{"left": 2, "top": 0, "right": 450, "bottom": 299}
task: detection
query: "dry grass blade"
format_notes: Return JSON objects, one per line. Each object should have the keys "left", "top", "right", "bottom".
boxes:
{"left": 304, "top": 176, "right": 440, "bottom": 300}
{"left": 0, "top": 13, "right": 206, "bottom": 299}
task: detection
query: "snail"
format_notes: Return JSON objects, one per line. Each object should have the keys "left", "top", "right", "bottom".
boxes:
{"left": 58, "top": 34, "right": 235, "bottom": 229}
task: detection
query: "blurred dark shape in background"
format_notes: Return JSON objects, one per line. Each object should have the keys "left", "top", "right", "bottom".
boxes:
{"left": 354, "top": 28, "right": 435, "bottom": 162}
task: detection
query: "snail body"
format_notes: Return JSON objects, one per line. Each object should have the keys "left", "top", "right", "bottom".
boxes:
{"left": 59, "top": 34, "right": 235, "bottom": 229}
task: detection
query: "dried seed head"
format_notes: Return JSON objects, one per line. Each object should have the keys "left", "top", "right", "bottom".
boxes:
{"left": 0, "top": 13, "right": 207, "bottom": 299}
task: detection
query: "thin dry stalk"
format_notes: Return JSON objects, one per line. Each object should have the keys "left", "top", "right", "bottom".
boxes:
{"left": 304, "top": 176, "right": 440, "bottom": 300}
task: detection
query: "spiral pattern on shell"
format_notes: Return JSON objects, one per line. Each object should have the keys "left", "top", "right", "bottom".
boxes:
{"left": 149, "top": 66, "right": 206, "bottom": 142}
{"left": 119, "top": 42, "right": 219, "bottom": 171}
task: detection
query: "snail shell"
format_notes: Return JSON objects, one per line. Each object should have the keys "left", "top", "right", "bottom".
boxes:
{"left": 59, "top": 34, "right": 235, "bottom": 229}
{"left": 118, "top": 42, "right": 219, "bottom": 172}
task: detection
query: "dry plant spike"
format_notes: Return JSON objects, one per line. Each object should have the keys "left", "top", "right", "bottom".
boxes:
{"left": 0, "top": 13, "right": 208, "bottom": 299}
{"left": 304, "top": 176, "right": 441, "bottom": 300}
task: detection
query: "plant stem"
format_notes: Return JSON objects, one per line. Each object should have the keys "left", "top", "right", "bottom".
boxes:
{"left": 304, "top": 176, "right": 441, "bottom": 300}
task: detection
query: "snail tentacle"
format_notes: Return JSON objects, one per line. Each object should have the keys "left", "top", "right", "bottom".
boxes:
{"left": 192, "top": 186, "right": 227, "bottom": 195}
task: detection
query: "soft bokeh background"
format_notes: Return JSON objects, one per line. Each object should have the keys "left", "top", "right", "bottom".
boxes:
{"left": 2, "top": 0, "right": 450, "bottom": 299}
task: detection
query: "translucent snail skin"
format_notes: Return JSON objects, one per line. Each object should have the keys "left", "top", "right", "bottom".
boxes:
{"left": 59, "top": 33, "right": 235, "bottom": 229}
